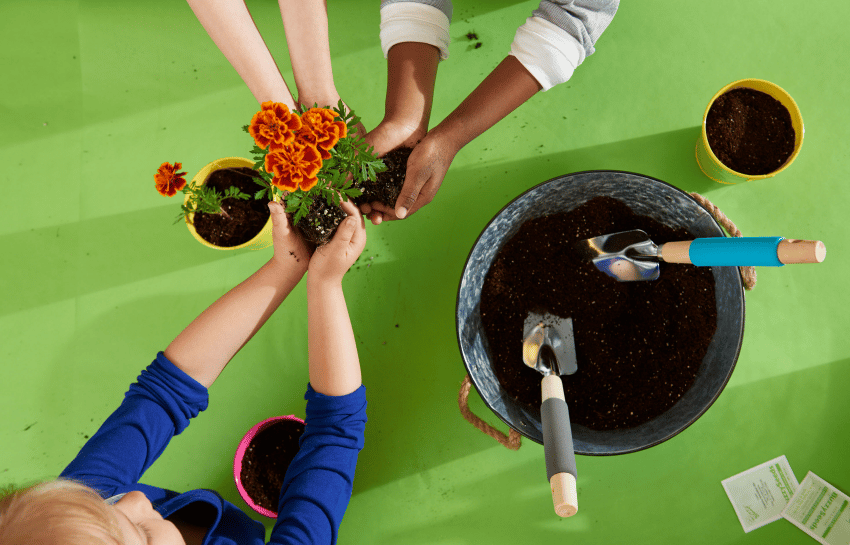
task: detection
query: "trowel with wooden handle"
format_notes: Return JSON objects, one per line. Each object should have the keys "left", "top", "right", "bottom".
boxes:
{"left": 522, "top": 312, "right": 578, "bottom": 517}
{"left": 575, "top": 230, "right": 826, "bottom": 282}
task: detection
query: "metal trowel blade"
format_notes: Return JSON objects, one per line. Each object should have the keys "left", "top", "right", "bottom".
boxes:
{"left": 522, "top": 312, "right": 577, "bottom": 375}
{"left": 574, "top": 229, "right": 661, "bottom": 282}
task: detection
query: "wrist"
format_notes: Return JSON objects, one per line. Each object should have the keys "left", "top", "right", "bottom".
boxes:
{"left": 426, "top": 122, "right": 464, "bottom": 155}
{"left": 269, "top": 254, "right": 308, "bottom": 281}
{"left": 297, "top": 87, "right": 341, "bottom": 110}
{"left": 306, "top": 271, "right": 343, "bottom": 290}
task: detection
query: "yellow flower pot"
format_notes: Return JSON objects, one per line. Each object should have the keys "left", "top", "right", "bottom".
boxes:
{"left": 185, "top": 157, "right": 274, "bottom": 250}
{"left": 695, "top": 78, "right": 804, "bottom": 184}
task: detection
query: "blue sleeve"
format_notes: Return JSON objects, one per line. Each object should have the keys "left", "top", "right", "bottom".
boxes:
{"left": 533, "top": 0, "right": 619, "bottom": 58}
{"left": 60, "top": 352, "right": 209, "bottom": 498}
{"left": 269, "top": 384, "right": 367, "bottom": 545}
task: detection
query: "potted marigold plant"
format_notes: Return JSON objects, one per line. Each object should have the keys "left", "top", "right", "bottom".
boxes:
{"left": 157, "top": 100, "right": 386, "bottom": 248}
{"left": 155, "top": 157, "right": 273, "bottom": 250}
{"left": 244, "top": 100, "right": 386, "bottom": 246}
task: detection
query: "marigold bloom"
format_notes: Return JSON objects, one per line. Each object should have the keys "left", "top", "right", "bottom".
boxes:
{"left": 264, "top": 139, "right": 323, "bottom": 192}
{"left": 300, "top": 108, "right": 347, "bottom": 158}
{"left": 296, "top": 124, "right": 329, "bottom": 160}
{"left": 154, "top": 162, "right": 187, "bottom": 197}
{"left": 249, "top": 101, "right": 302, "bottom": 151}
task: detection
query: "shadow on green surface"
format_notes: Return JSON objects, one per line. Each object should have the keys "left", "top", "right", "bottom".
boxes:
{"left": 0, "top": 205, "right": 252, "bottom": 317}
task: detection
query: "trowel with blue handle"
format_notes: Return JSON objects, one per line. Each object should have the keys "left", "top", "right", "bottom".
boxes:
{"left": 574, "top": 230, "right": 826, "bottom": 282}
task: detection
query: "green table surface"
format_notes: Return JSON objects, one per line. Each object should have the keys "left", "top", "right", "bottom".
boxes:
{"left": 2, "top": 0, "right": 848, "bottom": 543}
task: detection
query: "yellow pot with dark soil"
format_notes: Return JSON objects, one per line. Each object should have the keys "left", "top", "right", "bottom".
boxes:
{"left": 185, "top": 157, "right": 273, "bottom": 250}
{"left": 696, "top": 78, "right": 804, "bottom": 184}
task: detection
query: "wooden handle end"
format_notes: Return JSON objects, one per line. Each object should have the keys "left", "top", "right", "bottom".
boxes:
{"left": 551, "top": 472, "right": 578, "bottom": 518}
{"left": 778, "top": 239, "right": 826, "bottom": 264}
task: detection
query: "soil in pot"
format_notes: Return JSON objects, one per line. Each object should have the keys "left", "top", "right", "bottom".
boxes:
{"left": 705, "top": 87, "right": 796, "bottom": 175}
{"left": 479, "top": 196, "right": 718, "bottom": 431}
{"left": 240, "top": 418, "right": 305, "bottom": 513}
{"left": 193, "top": 167, "right": 270, "bottom": 247}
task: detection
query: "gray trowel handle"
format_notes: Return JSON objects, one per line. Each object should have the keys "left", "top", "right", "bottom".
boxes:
{"left": 541, "top": 374, "right": 578, "bottom": 517}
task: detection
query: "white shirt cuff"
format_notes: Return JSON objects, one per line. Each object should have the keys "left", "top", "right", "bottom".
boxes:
{"left": 510, "top": 16, "right": 584, "bottom": 91}
{"left": 380, "top": 3, "right": 451, "bottom": 60}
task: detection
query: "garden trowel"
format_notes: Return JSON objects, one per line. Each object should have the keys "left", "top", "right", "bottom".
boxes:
{"left": 574, "top": 230, "right": 826, "bottom": 282}
{"left": 522, "top": 312, "right": 578, "bottom": 517}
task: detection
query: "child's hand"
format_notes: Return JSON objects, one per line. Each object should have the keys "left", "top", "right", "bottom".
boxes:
{"left": 268, "top": 201, "right": 311, "bottom": 270}
{"left": 308, "top": 200, "right": 366, "bottom": 283}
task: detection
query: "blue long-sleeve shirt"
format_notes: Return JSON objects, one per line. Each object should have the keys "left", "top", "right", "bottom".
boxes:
{"left": 60, "top": 352, "right": 367, "bottom": 545}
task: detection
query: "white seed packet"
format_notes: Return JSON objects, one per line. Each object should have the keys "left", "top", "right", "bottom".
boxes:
{"left": 721, "top": 455, "right": 799, "bottom": 532}
{"left": 781, "top": 471, "right": 850, "bottom": 545}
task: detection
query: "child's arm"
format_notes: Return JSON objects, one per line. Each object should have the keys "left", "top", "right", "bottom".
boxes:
{"left": 366, "top": 0, "right": 619, "bottom": 222}
{"left": 164, "top": 202, "right": 309, "bottom": 388}
{"left": 277, "top": 0, "right": 337, "bottom": 111}
{"left": 185, "top": 0, "right": 297, "bottom": 108}
{"left": 364, "top": 42, "right": 440, "bottom": 160}
{"left": 305, "top": 200, "right": 366, "bottom": 396}
{"left": 61, "top": 204, "right": 308, "bottom": 495}
{"left": 269, "top": 200, "right": 367, "bottom": 544}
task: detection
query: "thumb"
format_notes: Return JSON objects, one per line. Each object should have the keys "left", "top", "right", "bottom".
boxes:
{"left": 332, "top": 215, "right": 358, "bottom": 246}
{"left": 395, "top": 164, "right": 429, "bottom": 220}
{"left": 268, "top": 200, "right": 286, "bottom": 222}
{"left": 268, "top": 201, "right": 291, "bottom": 233}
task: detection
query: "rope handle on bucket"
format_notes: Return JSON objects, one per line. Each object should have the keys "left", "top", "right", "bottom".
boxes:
{"left": 458, "top": 375, "right": 522, "bottom": 450}
{"left": 688, "top": 192, "right": 757, "bottom": 291}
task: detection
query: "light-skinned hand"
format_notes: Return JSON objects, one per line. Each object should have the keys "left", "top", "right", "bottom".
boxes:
{"left": 268, "top": 200, "right": 311, "bottom": 271}
{"left": 308, "top": 199, "right": 366, "bottom": 283}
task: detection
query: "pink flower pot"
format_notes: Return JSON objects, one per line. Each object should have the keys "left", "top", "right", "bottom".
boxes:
{"left": 233, "top": 415, "right": 305, "bottom": 518}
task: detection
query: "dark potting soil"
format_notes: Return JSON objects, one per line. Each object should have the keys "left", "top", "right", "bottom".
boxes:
{"left": 354, "top": 146, "right": 411, "bottom": 211}
{"left": 298, "top": 146, "right": 410, "bottom": 246}
{"left": 479, "top": 196, "right": 718, "bottom": 431}
{"left": 193, "top": 167, "right": 270, "bottom": 247}
{"left": 292, "top": 198, "right": 348, "bottom": 247}
{"left": 239, "top": 419, "right": 305, "bottom": 513}
{"left": 705, "top": 87, "right": 796, "bottom": 175}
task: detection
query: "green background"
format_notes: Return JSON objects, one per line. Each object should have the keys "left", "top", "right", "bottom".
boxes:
{"left": 2, "top": 0, "right": 848, "bottom": 543}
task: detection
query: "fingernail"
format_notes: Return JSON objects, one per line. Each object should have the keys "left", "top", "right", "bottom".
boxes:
{"left": 397, "top": 207, "right": 407, "bottom": 219}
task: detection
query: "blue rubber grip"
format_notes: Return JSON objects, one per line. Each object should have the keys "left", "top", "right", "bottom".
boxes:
{"left": 689, "top": 237, "right": 784, "bottom": 267}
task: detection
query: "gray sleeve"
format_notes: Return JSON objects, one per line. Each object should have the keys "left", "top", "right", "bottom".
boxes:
{"left": 380, "top": 0, "right": 453, "bottom": 22}
{"left": 532, "top": 0, "right": 619, "bottom": 58}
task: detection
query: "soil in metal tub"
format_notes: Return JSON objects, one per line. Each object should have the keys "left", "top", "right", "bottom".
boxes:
{"left": 479, "top": 196, "right": 718, "bottom": 431}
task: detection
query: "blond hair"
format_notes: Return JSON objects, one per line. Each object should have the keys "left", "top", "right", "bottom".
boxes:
{"left": 0, "top": 479, "right": 125, "bottom": 545}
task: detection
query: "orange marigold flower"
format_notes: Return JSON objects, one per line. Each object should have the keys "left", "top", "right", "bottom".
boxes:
{"left": 154, "top": 162, "right": 187, "bottom": 197}
{"left": 264, "top": 139, "right": 323, "bottom": 192}
{"left": 300, "top": 108, "right": 347, "bottom": 157}
{"left": 296, "top": 124, "right": 332, "bottom": 160}
{"left": 249, "top": 101, "right": 302, "bottom": 151}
